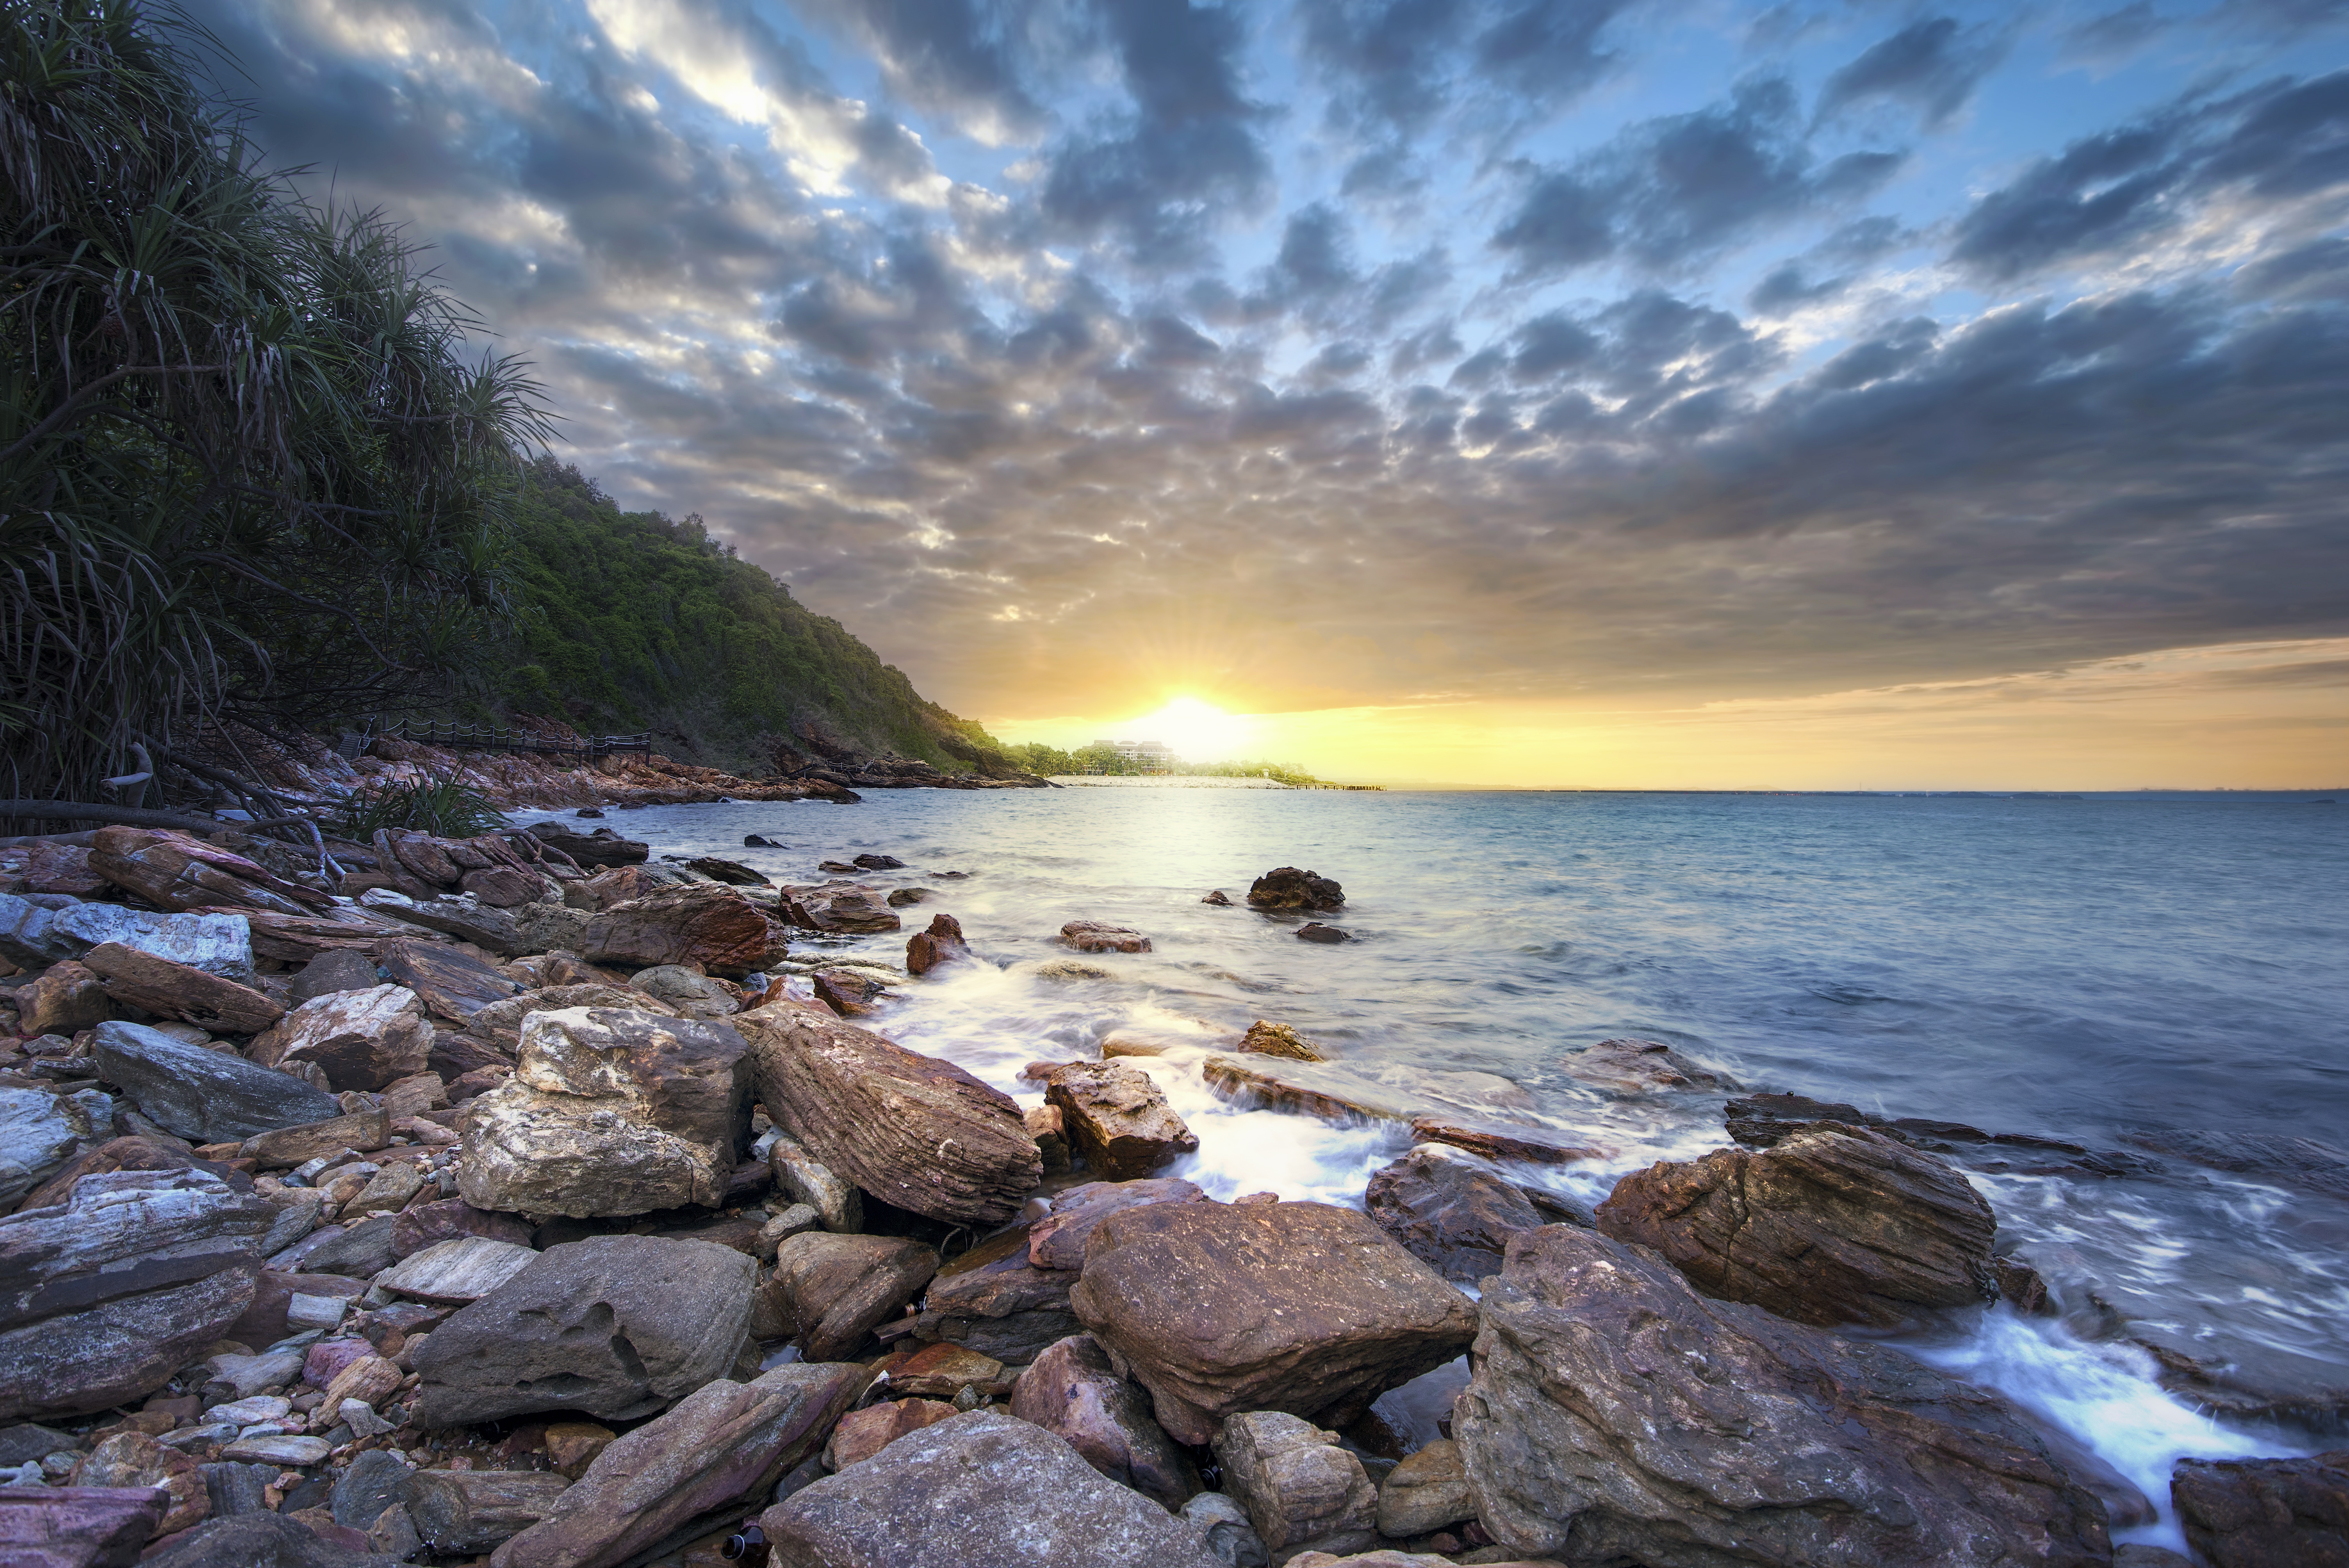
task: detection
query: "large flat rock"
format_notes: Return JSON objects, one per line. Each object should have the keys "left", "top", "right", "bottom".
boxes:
{"left": 93, "top": 1021, "right": 342, "bottom": 1143}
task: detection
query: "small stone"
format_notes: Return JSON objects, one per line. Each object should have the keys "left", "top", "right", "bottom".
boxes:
{"left": 826, "top": 1399, "right": 958, "bottom": 1468}
{"left": 219, "top": 1432, "right": 330, "bottom": 1466}
{"left": 1060, "top": 921, "right": 1151, "bottom": 953}
{"left": 543, "top": 1421, "right": 617, "bottom": 1479}
{"left": 1294, "top": 922, "right": 1351, "bottom": 943}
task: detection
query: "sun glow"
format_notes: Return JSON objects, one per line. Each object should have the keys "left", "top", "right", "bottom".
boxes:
{"left": 1128, "top": 697, "right": 1255, "bottom": 763}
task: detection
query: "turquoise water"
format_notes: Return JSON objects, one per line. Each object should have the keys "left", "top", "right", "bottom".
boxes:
{"left": 515, "top": 786, "right": 2349, "bottom": 1546}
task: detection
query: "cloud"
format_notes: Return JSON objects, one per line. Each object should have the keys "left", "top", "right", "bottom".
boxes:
{"left": 1816, "top": 15, "right": 2009, "bottom": 130}
{"left": 1493, "top": 77, "right": 1905, "bottom": 276}
{"left": 787, "top": 0, "right": 1048, "bottom": 146}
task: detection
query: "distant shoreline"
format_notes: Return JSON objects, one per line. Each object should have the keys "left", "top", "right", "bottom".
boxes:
{"left": 1046, "top": 774, "right": 1294, "bottom": 789}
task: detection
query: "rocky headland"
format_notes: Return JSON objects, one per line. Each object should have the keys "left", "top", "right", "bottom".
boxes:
{"left": 0, "top": 824, "right": 2338, "bottom": 1567}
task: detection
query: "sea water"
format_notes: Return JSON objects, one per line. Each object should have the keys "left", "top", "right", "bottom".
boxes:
{"left": 514, "top": 786, "right": 2349, "bottom": 1549}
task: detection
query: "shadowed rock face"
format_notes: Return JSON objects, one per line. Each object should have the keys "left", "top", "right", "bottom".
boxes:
{"left": 1011, "top": 1335, "right": 1198, "bottom": 1511}
{"left": 2171, "top": 1450, "right": 2349, "bottom": 1568}
{"left": 1363, "top": 1143, "right": 1546, "bottom": 1283}
{"left": 1069, "top": 1199, "right": 1476, "bottom": 1445}
{"left": 1595, "top": 1123, "right": 1997, "bottom": 1329}
{"left": 1455, "top": 1225, "right": 2112, "bottom": 1568}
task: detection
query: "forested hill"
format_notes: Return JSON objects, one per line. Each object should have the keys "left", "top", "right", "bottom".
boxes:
{"left": 494, "top": 458, "right": 1025, "bottom": 780}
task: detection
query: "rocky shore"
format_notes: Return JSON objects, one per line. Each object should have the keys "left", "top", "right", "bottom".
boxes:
{"left": 0, "top": 836, "right": 2339, "bottom": 1566}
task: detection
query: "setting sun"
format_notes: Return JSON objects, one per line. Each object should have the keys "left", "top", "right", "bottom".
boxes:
{"left": 1128, "top": 697, "right": 1255, "bottom": 763}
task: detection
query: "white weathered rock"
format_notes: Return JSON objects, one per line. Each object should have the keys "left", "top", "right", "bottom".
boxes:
{"left": 377, "top": 1237, "right": 539, "bottom": 1304}
{"left": 0, "top": 894, "right": 255, "bottom": 981}
{"left": 248, "top": 985, "right": 433, "bottom": 1093}
{"left": 768, "top": 1133, "right": 863, "bottom": 1233}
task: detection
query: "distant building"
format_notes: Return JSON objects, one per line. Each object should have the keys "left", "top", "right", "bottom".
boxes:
{"left": 1090, "top": 738, "right": 1178, "bottom": 772}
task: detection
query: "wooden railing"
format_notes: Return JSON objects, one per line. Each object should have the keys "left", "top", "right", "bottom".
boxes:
{"left": 378, "top": 719, "right": 653, "bottom": 759}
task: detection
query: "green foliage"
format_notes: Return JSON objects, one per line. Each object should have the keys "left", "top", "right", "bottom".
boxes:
{"left": 1009, "top": 741, "right": 1347, "bottom": 787}
{"left": 0, "top": 0, "right": 552, "bottom": 808}
{"left": 333, "top": 774, "right": 505, "bottom": 839}
{"left": 493, "top": 459, "right": 1031, "bottom": 777}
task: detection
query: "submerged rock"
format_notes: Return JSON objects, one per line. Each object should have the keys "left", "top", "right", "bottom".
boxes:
{"left": 1061, "top": 921, "right": 1152, "bottom": 953}
{"left": 1237, "top": 1020, "right": 1328, "bottom": 1062}
{"left": 1559, "top": 1036, "right": 1737, "bottom": 1094}
{"left": 1595, "top": 1123, "right": 1998, "bottom": 1329}
{"left": 1245, "top": 868, "right": 1344, "bottom": 913}
{"left": 1454, "top": 1224, "right": 2111, "bottom": 1567}
{"left": 2170, "top": 1449, "right": 2349, "bottom": 1568}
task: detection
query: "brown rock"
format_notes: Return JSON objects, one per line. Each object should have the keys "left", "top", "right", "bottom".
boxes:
{"left": 246, "top": 985, "right": 431, "bottom": 1091}
{"left": 16, "top": 960, "right": 116, "bottom": 1036}
{"left": 71, "top": 1431, "right": 208, "bottom": 1534}
{"left": 1070, "top": 1199, "right": 1477, "bottom": 1444}
{"left": 812, "top": 969, "right": 882, "bottom": 1018}
{"left": 904, "top": 913, "right": 969, "bottom": 975}
{"left": 1044, "top": 1061, "right": 1198, "bottom": 1179}
{"left": 880, "top": 1342, "right": 1006, "bottom": 1402}
{"left": 1060, "top": 921, "right": 1150, "bottom": 953}
{"left": 826, "top": 1399, "right": 957, "bottom": 1469}
{"left": 462, "top": 867, "right": 546, "bottom": 907}
{"left": 1406, "top": 1114, "right": 1604, "bottom": 1165}
{"left": 78, "top": 943, "right": 283, "bottom": 1035}
{"left": 734, "top": 1001, "right": 1041, "bottom": 1226}
{"left": 781, "top": 884, "right": 901, "bottom": 935}
{"left": 583, "top": 886, "right": 788, "bottom": 978}
{"left": 1560, "top": 1036, "right": 1737, "bottom": 1094}
{"left": 1025, "top": 1104, "right": 1070, "bottom": 1172}
{"left": 1375, "top": 1437, "right": 1475, "bottom": 1537}
{"left": 1011, "top": 1334, "right": 1198, "bottom": 1510}
{"left": 1594, "top": 1124, "right": 1997, "bottom": 1329}
{"left": 1364, "top": 1144, "right": 1546, "bottom": 1283}
{"left": 544, "top": 1421, "right": 617, "bottom": 1479}
{"left": 88, "top": 827, "right": 333, "bottom": 918}
{"left": 913, "top": 1224, "right": 1083, "bottom": 1363}
{"left": 1455, "top": 1224, "right": 2108, "bottom": 1567}
{"left": 1238, "top": 1020, "right": 1328, "bottom": 1061}
{"left": 1214, "top": 1409, "right": 1376, "bottom": 1559}
{"left": 0, "top": 1487, "right": 168, "bottom": 1564}
{"left": 378, "top": 941, "right": 521, "bottom": 1026}
{"left": 2172, "top": 1450, "right": 2349, "bottom": 1568}
{"left": 1245, "top": 867, "right": 1344, "bottom": 912}
{"left": 566, "top": 864, "right": 687, "bottom": 912}
{"left": 1028, "top": 1178, "right": 1209, "bottom": 1271}
{"left": 766, "top": 1232, "right": 937, "bottom": 1361}
{"left": 239, "top": 1107, "right": 391, "bottom": 1168}
{"left": 409, "top": 1469, "right": 571, "bottom": 1553}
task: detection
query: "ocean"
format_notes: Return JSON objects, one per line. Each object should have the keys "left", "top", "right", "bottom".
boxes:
{"left": 512, "top": 784, "right": 2349, "bottom": 1551}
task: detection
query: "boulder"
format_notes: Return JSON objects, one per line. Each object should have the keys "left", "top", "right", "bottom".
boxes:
{"left": 413, "top": 1235, "right": 754, "bottom": 1426}
{"left": 458, "top": 1007, "right": 751, "bottom": 1218}
{"left": 1245, "top": 868, "right": 1343, "bottom": 913}
{"left": 1237, "top": 1021, "right": 1328, "bottom": 1062}
{"left": 490, "top": 1362, "right": 868, "bottom": 1568}
{"left": 72, "top": 1430, "right": 209, "bottom": 1534}
{"left": 1213, "top": 1411, "right": 1377, "bottom": 1561}
{"left": 566, "top": 864, "right": 693, "bottom": 912}
{"left": 1012, "top": 1334, "right": 1198, "bottom": 1510}
{"left": 0, "top": 894, "right": 253, "bottom": 980}
{"left": 1560, "top": 1037, "right": 1736, "bottom": 1094}
{"left": 462, "top": 867, "right": 546, "bottom": 907}
{"left": 377, "top": 1237, "right": 539, "bottom": 1304}
{"left": 1593, "top": 1124, "right": 1997, "bottom": 1329}
{"left": 1363, "top": 1144, "right": 1546, "bottom": 1283}
{"left": 1028, "top": 1178, "right": 1210, "bottom": 1271}
{"left": 409, "top": 1471, "right": 571, "bottom": 1554}
{"left": 1071, "top": 1200, "right": 1477, "bottom": 1445}
{"left": 1453, "top": 1224, "right": 2112, "bottom": 1567}
{"left": 1044, "top": 1061, "right": 1199, "bottom": 1179}
{"left": 247, "top": 987, "right": 432, "bottom": 1093}
{"left": 583, "top": 886, "right": 789, "bottom": 978}
{"left": 686, "top": 856, "right": 770, "bottom": 887}
{"left": 1061, "top": 921, "right": 1150, "bottom": 953}
{"left": 79, "top": 943, "right": 282, "bottom": 1035}
{"left": 849, "top": 853, "right": 904, "bottom": 871}
{"left": 2171, "top": 1450, "right": 2349, "bottom": 1568}
{"left": 877, "top": 1341, "right": 1005, "bottom": 1402}
{"left": 1404, "top": 1114, "right": 1603, "bottom": 1166}
{"left": 627, "top": 965, "right": 740, "bottom": 1019}
{"left": 287, "top": 950, "right": 384, "bottom": 1007}
{"left": 826, "top": 1399, "right": 956, "bottom": 1468}
{"left": 756, "top": 1409, "right": 1224, "bottom": 1568}
{"left": 901, "top": 916, "right": 969, "bottom": 982}
{"left": 86, "top": 828, "right": 333, "bottom": 918}
{"left": 767, "top": 1134, "right": 863, "bottom": 1233}
{"left": 376, "top": 941, "right": 521, "bottom": 1027}
{"left": 1200, "top": 1056, "right": 1528, "bottom": 1127}
{"left": 782, "top": 885, "right": 901, "bottom": 935}
{"left": 812, "top": 969, "right": 883, "bottom": 1018}
{"left": 283, "top": 1214, "right": 403, "bottom": 1279}
{"left": 240, "top": 1108, "right": 391, "bottom": 1169}
{"left": 372, "top": 893, "right": 531, "bottom": 957}
{"left": 0, "top": 1085, "right": 89, "bottom": 1209}
{"left": 765, "top": 1232, "right": 937, "bottom": 1362}
{"left": 1374, "top": 1439, "right": 1474, "bottom": 1538}
{"left": 735, "top": 1002, "right": 1041, "bottom": 1226}
{"left": 525, "top": 822, "right": 649, "bottom": 868}
{"left": 461, "top": 983, "right": 670, "bottom": 1054}
{"left": 0, "top": 1486, "right": 171, "bottom": 1566}
{"left": 16, "top": 960, "right": 116, "bottom": 1035}
{"left": 913, "top": 1225, "right": 1083, "bottom": 1362}
{"left": 391, "top": 1199, "right": 533, "bottom": 1259}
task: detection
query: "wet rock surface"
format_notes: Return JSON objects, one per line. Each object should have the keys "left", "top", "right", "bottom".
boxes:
{"left": 1071, "top": 1198, "right": 1477, "bottom": 1444}
{"left": 1595, "top": 1123, "right": 1998, "bottom": 1328}
{"left": 904, "top": 912, "right": 969, "bottom": 975}
{"left": 1042, "top": 1060, "right": 1199, "bottom": 1178}
{"left": 1455, "top": 1225, "right": 2112, "bottom": 1568}
{"left": 1246, "top": 868, "right": 1345, "bottom": 912}
{"left": 1560, "top": 1036, "right": 1736, "bottom": 1094}
{"left": 2171, "top": 1450, "right": 2349, "bottom": 1568}
{"left": 1061, "top": 920, "right": 1152, "bottom": 953}
{"left": 1364, "top": 1143, "right": 1547, "bottom": 1283}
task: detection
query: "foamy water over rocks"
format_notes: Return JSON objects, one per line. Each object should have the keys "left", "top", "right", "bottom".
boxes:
{"left": 519, "top": 784, "right": 2348, "bottom": 1556}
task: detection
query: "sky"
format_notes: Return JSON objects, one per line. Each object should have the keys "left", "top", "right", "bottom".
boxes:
{"left": 185, "top": 0, "right": 2349, "bottom": 786}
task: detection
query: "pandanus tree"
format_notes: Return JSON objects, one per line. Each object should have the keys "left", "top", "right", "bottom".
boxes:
{"left": 0, "top": 0, "right": 553, "bottom": 824}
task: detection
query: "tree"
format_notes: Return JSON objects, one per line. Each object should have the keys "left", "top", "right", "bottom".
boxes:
{"left": 0, "top": 0, "right": 552, "bottom": 816}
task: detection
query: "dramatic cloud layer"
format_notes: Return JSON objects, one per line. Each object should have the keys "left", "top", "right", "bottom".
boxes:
{"left": 183, "top": 0, "right": 2349, "bottom": 779}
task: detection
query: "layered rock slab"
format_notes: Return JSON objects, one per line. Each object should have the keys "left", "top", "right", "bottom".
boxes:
{"left": 734, "top": 1001, "right": 1039, "bottom": 1226}
{"left": 756, "top": 1409, "right": 1223, "bottom": 1568}
{"left": 1594, "top": 1123, "right": 1997, "bottom": 1329}
{"left": 412, "top": 1235, "right": 754, "bottom": 1426}
{"left": 1043, "top": 1061, "right": 1199, "bottom": 1180}
{"left": 458, "top": 1007, "right": 751, "bottom": 1218}
{"left": 93, "top": 1021, "right": 341, "bottom": 1143}
{"left": 248, "top": 986, "right": 431, "bottom": 1092}
{"left": 1454, "top": 1225, "right": 2112, "bottom": 1568}
{"left": 1070, "top": 1199, "right": 1476, "bottom": 1445}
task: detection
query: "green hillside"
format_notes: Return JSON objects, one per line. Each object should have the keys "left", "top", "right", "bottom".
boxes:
{"left": 492, "top": 458, "right": 1026, "bottom": 779}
